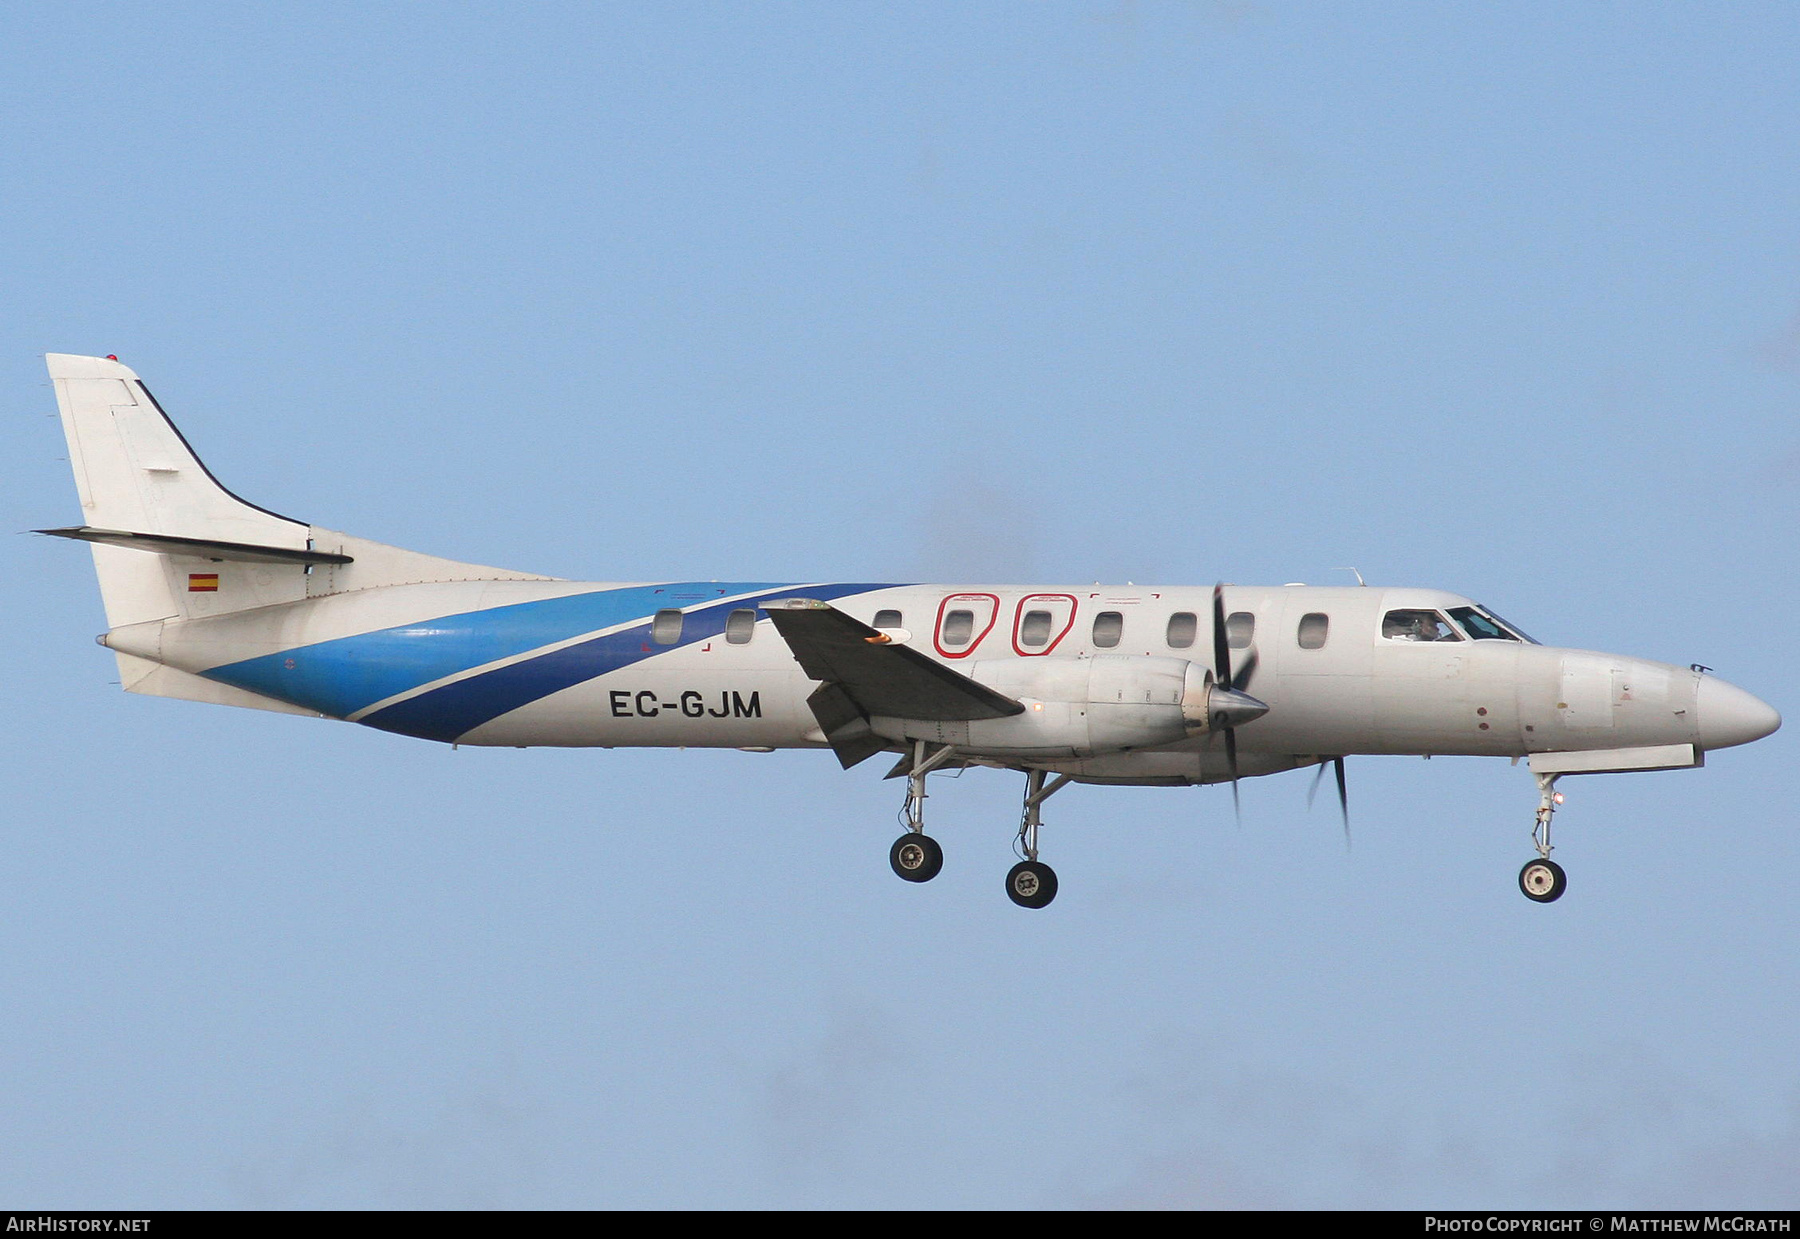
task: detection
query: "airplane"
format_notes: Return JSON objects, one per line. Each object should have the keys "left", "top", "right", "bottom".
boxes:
{"left": 37, "top": 353, "right": 1782, "bottom": 909}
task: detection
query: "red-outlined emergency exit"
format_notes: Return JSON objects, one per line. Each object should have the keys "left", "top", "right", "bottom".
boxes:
{"left": 934, "top": 593, "right": 1000, "bottom": 658}
{"left": 1011, "top": 594, "right": 1078, "bottom": 655}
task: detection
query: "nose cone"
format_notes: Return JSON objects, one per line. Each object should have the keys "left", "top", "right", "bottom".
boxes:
{"left": 1696, "top": 675, "right": 1781, "bottom": 752}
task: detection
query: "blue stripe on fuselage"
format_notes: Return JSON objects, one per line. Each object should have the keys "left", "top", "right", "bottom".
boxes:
{"left": 358, "top": 583, "right": 892, "bottom": 742}
{"left": 200, "top": 582, "right": 799, "bottom": 719}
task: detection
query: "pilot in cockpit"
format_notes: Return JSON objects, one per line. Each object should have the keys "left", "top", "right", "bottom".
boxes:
{"left": 1383, "top": 609, "right": 1459, "bottom": 642}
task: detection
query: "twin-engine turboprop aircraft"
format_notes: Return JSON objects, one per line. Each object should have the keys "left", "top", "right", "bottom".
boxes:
{"left": 40, "top": 354, "right": 1781, "bottom": 908}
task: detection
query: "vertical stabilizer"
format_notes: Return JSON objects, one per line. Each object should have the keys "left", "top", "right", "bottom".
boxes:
{"left": 44, "top": 352, "right": 560, "bottom": 713}
{"left": 47, "top": 353, "right": 312, "bottom": 628}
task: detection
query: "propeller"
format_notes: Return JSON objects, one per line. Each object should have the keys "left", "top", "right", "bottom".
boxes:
{"left": 1210, "top": 584, "right": 1269, "bottom": 821}
{"left": 1307, "top": 756, "right": 1351, "bottom": 849}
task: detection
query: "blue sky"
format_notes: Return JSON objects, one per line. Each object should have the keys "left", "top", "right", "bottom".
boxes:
{"left": 4, "top": 2, "right": 1797, "bottom": 1208}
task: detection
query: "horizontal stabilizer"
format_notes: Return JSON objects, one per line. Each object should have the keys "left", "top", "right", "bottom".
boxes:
{"left": 764, "top": 599, "right": 1024, "bottom": 722}
{"left": 36, "top": 526, "right": 354, "bottom": 566}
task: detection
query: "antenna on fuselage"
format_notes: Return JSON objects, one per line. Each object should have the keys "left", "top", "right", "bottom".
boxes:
{"left": 1334, "top": 567, "right": 1367, "bottom": 587}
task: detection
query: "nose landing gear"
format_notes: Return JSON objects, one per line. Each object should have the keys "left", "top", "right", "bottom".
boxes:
{"left": 1519, "top": 856, "right": 1566, "bottom": 902}
{"left": 1519, "top": 772, "right": 1569, "bottom": 903}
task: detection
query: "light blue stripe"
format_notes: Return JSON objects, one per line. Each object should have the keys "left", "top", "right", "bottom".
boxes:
{"left": 202, "top": 582, "right": 790, "bottom": 718}
{"left": 360, "top": 582, "right": 894, "bottom": 742}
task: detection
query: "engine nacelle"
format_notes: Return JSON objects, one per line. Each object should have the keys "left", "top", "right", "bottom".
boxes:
{"left": 867, "top": 655, "right": 1216, "bottom": 759}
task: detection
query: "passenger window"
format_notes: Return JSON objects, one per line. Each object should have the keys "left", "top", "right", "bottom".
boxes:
{"left": 1093, "top": 611, "right": 1123, "bottom": 648}
{"left": 651, "top": 609, "right": 684, "bottom": 645}
{"left": 873, "top": 609, "right": 903, "bottom": 630}
{"left": 1020, "top": 609, "right": 1054, "bottom": 648}
{"left": 1166, "top": 612, "right": 1197, "bottom": 648}
{"left": 942, "top": 609, "right": 975, "bottom": 647}
{"left": 1382, "top": 609, "right": 1461, "bottom": 643}
{"left": 1297, "top": 612, "right": 1329, "bottom": 650}
{"left": 725, "top": 609, "right": 755, "bottom": 644}
{"left": 1227, "top": 612, "right": 1255, "bottom": 649}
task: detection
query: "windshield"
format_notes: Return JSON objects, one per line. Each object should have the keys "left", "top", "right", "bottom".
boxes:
{"left": 1448, "top": 605, "right": 1537, "bottom": 643}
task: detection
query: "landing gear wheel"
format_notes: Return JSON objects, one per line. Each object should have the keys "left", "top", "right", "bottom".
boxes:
{"left": 890, "top": 833, "right": 943, "bottom": 883}
{"left": 1006, "top": 860, "right": 1058, "bottom": 909}
{"left": 1519, "top": 858, "right": 1567, "bottom": 903}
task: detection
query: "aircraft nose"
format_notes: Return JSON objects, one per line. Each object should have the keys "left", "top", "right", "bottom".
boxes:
{"left": 1695, "top": 675, "right": 1782, "bottom": 752}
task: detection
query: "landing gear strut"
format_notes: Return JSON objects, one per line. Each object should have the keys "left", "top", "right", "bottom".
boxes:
{"left": 1519, "top": 772, "right": 1568, "bottom": 903}
{"left": 1008, "top": 769, "right": 1072, "bottom": 909}
{"left": 890, "top": 740, "right": 956, "bottom": 883}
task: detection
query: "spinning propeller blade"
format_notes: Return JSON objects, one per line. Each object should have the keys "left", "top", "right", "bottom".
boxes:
{"left": 1212, "top": 582, "right": 1233, "bottom": 684}
{"left": 1307, "top": 757, "right": 1352, "bottom": 849}
{"left": 1211, "top": 583, "right": 1268, "bottom": 823}
{"left": 1334, "top": 755, "right": 1350, "bottom": 850}
{"left": 1232, "top": 649, "right": 1258, "bottom": 693}
{"left": 1225, "top": 727, "right": 1240, "bottom": 824}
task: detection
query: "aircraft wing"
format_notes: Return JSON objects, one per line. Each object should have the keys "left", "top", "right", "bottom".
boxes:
{"left": 764, "top": 600, "right": 1023, "bottom": 766}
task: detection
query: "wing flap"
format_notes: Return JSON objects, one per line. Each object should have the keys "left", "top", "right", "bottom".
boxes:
{"left": 806, "top": 682, "right": 888, "bottom": 769}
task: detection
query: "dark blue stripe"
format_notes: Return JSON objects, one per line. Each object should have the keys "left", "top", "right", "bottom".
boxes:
{"left": 360, "top": 583, "right": 894, "bottom": 742}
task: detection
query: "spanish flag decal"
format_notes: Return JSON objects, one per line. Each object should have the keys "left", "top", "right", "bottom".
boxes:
{"left": 188, "top": 573, "right": 220, "bottom": 592}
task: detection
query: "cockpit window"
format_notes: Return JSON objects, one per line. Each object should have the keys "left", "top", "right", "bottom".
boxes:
{"left": 1382, "top": 609, "right": 1461, "bottom": 642}
{"left": 1449, "top": 605, "right": 1535, "bottom": 644}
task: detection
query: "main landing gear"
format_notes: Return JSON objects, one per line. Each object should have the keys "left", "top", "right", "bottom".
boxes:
{"left": 890, "top": 833, "right": 943, "bottom": 883}
{"left": 889, "top": 740, "right": 958, "bottom": 883}
{"left": 1519, "top": 772, "right": 1569, "bottom": 903}
{"left": 1008, "top": 768, "right": 1072, "bottom": 910}
{"left": 885, "top": 746, "right": 1072, "bottom": 909}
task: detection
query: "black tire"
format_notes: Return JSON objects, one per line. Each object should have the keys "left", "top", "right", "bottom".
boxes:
{"left": 890, "top": 833, "right": 943, "bottom": 883}
{"left": 1005, "top": 860, "right": 1058, "bottom": 909}
{"left": 1519, "top": 857, "right": 1567, "bottom": 903}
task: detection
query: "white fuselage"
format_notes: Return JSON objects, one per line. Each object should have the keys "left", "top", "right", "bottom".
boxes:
{"left": 48, "top": 351, "right": 1778, "bottom": 790}
{"left": 99, "top": 577, "right": 1770, "bottom": 787}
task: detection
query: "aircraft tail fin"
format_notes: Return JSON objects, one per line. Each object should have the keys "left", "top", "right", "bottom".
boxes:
{"left": 44, "top": 353, "right": 558, "bottom": 688}
{"left": 46, "top": 353, "right": 318, "bottom": 630}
